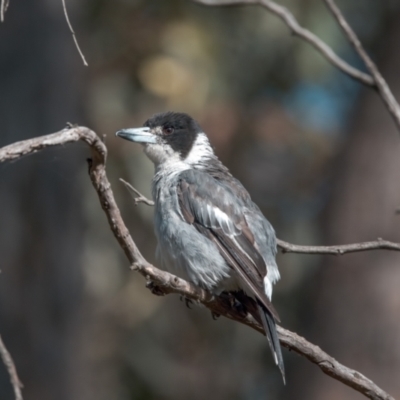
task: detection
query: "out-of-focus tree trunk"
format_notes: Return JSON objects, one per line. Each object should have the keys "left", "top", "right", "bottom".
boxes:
{"left": 0, "top": 1, "right": 85, "bottom": 399}
{"left": 293, "top": 11, "right": 400, "bottom": 400}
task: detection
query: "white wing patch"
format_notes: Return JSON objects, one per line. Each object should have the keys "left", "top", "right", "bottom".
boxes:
{"left": 264, "top": 275, "right": 273, "bottom": 300}
{"left": 207, "top": 205, "right": 238, "bottom": 235}
{"left": 205, "top": 204, "right": 273, "bottom": 295}
{"left": 264, "top": 265, "right": 280, "bottom": 300}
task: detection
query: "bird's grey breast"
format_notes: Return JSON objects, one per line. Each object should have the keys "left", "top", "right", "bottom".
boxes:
{"left": 151, "top": 169, "right": 231, "bottom": 289}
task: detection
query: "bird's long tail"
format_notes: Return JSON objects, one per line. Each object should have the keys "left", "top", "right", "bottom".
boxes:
{"left": 257, "top": 301, "right": 286, "bottom": 384}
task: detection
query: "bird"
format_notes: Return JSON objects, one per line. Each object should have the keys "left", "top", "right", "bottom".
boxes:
{"left": 116, "top": 111, "right": 285, "bottom": 382}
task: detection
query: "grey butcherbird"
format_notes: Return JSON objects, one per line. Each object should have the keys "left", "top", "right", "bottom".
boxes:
{"left": 116, "top": 112, "right": 285, "bottom": 382}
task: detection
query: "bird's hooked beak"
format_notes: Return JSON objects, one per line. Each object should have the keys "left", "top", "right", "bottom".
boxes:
{"left": 115, "top": 127, "right": 157, "bottom": 144}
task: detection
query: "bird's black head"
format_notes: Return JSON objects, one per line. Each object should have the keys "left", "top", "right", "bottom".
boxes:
{"left": 144, "top": 112, "right": 202, "bottom": 158}
{"left": 116, "top": 112, "right": 213, "bottom": 166}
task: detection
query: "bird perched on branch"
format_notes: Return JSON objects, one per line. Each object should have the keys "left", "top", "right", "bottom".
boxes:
{"left": 116, "top": 112, "right": 285, "bottom": 382}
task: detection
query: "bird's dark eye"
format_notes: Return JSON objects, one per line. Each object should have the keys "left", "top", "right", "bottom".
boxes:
{"left": 163, "top": 126, "right": 174, "bottom": 135}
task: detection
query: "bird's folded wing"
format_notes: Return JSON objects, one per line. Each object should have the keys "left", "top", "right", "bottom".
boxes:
{"left": 177, "top": 169, "right": 279, "bottom": 321}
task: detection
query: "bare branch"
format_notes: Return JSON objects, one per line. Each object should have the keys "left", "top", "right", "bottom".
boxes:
{"left": 277, "top": 328, "right": 394, "bottom": 400}
{"left": 120, "top": 178, "right": 155, "bottom": 206}
{"left": 0, "top": 128, "right": 395, "bottom": 399}
{"left": 194, "top": 0, "right": 400, "bottom": 136}
{"left": 130, "top": 262, "right": 395, "bottom": 400}
{"left": 192, "top": 0, "right": 374, "bottom": 86}
{"left": 0, "top": 335, "right": 23, "bottom": 400}
{"left": 323, "top": 0, "right": 400, "bottom": 132}
{"left": 0, "top": 0, "right": 9, "bottom": 22}
{"left": 115, "top": 182, "right": 400, "bottom": 257}
{"left": 61, "top": 0, "right": 88, "bottom": 67}
{"left": 277, "top": 238, "right": 400, "bottom": 255}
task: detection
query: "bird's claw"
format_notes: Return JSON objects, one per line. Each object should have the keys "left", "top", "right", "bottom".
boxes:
{"left": 232, "top": 298, "right": 246, "bottom": 313}
{"left": 146, "top": 280, "right": 164, "bottom": 296}
{"left": 221, "top": 292, "right": 239, "bottom": 309}
{"left": 179, "top": 296, "right": 193, "bottom": 309}
{"left": 211, "top": 312, "right": 220, "bottom": 320}
{"left": 221, "top": 292, "right": 247, "bottom": 316}
{"left": 185, "top": 298, "right": 193, "bottom": 309}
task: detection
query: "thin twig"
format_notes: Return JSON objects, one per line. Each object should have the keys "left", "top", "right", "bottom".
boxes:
{"left": 323, "top": 0, "right": 400, "bottom": 132}
{"left": 0, "top": 0, "right": 9, "bottom": 22}
{"left": 115, "top": 184, "right": 400, "bottom": 255}
{"left": 0, "top": 127, "right": 395, "bottom": 400}
{"left": 104, "top": 182, "right": 400, "bottom": 256}
{"left": 120, "top": 178, "right": 155, "bottom": 206}
{"left": 192, "top": 0, "right": 374, "bottom": 86}
{"left": 277, "top": 238, "right": 400, "bottom": 255}
{"left": 61, "top": 0, "right": 88, "bottom": 67}
{"left": 194, "top": 0, "right": 400, "bottom": 135}
{"left": 0, "top": 335, "right": 23, "bottom": 400}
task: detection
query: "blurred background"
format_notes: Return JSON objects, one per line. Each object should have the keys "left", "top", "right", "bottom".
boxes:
{"left": 1, "top": 0, "right": 400, "bottom": 399}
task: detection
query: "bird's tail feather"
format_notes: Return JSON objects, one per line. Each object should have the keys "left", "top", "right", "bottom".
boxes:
{"left": 257, "top": 302, "right": 286, "bottom": 384}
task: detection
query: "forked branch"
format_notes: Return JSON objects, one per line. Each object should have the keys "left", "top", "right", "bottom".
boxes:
{"left": 0, "top": 127, "right": 395, "bottom": 400}
{"left": 120, "top": 178, "right": 155, "bottom": 206}
{"left": 323, "top": 0, "right": 400, "bottom": 131}
{"left": 192, "top": 0, "right": 373, "bottom": 86}
{"left": 193, "top": 0, "right": 400, "bottom": 133}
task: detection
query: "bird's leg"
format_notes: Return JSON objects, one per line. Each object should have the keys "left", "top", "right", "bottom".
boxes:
{"left": 223, "top": 291, "right": 248, "bottom": 317}
{"left": 179, "top": 296, "right": 194, "bottom": 309}
{"left": 146, "top": 280, "right": 165, "bottom": 296}
{"left": 209, "top": 292, "right": 247, "bottom": 320}
{"left": 211, "top": 311, "right": 220, "bottom": 320}
{"left": 185, "top": 298, "right": 193, "bottom": 309}
{"left": 231, "top": 297, "right": 246, "bottom": 315}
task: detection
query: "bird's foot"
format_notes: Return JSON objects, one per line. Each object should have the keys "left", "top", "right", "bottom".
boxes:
{"left": 211, "top": 311, "right": 220, "bottom": 320}
{"left": 179, "top": 296, "right": 193, "bottom": 309}
{"left": 220, "top": 292, "right": 247, "bottom": 316}
{"left": 232, "top": 299, "right": 246, "bottom": 315}
{"left": 146, "top": 280, "right": 165, "bottom": 296}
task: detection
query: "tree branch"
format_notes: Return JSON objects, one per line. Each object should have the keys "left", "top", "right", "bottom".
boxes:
{"left": 193, "top": 0, "right": 400, "bottom": 136}
{"left": 61, "top": 0, "right": 88, "bottom": 66}
{"left": 119, "top": 178, "right": 155, "bottom": 206}
{"left": 110, "top": 184, "right": 400, "bottom": 255}
{"left": 101, "top": 185, "right": 400, "bottom": 256}
{"left": 0, "top": 335, "right": 23, "bottom": 400}
{"left": 0, "top": 0, "right": 9, "bottom": 22}
{"left": 192, "top": 0, "right": 374, "bottom": 86}
{"left": 114, "top": 182, "right": 400, "bottom": 256}
{"left": 277, "top": 238, "right": 400, "bottom": 255}
{"left": 323, "top": 0, "right": 400, "bottom": 132}
{"left": 0, "top": 127, "right": 395, "bottom": 400}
